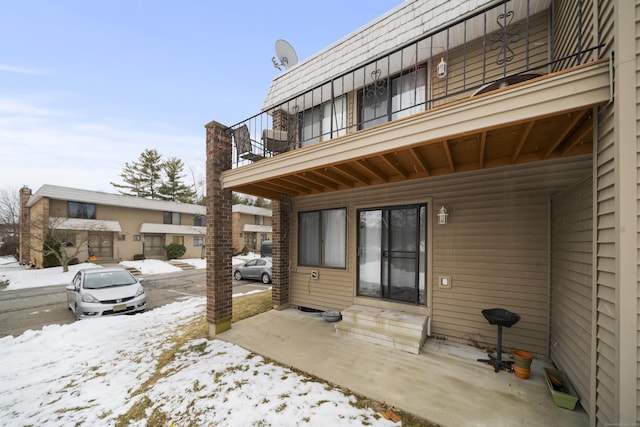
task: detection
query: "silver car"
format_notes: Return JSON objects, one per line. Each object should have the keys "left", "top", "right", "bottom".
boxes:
{"left": 233, "top": 258, "right": 272, "bottom": 284}
{"left": 66, "top": 267, "right": 147, "bottom": 320}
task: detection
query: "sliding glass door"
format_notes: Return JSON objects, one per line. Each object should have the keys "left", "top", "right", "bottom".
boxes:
{"left": 357, "top": 204, "right": 426, "bottom": 305}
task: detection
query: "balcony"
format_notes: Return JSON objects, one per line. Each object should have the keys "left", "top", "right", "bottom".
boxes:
{"left": 224, "top": 0, "right": 610, "bottom": 200}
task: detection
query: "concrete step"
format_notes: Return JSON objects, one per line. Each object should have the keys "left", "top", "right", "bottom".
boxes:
{"left": 340, "top": 305, "right": 427, "bottom": 338}
{"left": 335, "top": 305, "right": 429, "bottom": 355}
{"left": 169, "top": 261, "right": 196, "bottom": 270}
{"left": 122, "top": 266, "right": 142, "bottom": 276}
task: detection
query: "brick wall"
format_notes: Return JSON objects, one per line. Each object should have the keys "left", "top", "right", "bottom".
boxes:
{"left": 19, "top": 186, "right": 31, "bottom": 264}
{"left": 271, "top": 194, "right": 290, "bottom": 308}
{"left": 205, "top": 121, "right": 233, "bottom": 336}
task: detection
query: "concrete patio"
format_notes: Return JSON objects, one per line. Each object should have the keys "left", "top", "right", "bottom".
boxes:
{"left": 218, "top": 308, "right": 588, "bottom": 426}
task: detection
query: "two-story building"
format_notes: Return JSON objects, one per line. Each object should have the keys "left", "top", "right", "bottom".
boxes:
{"left": 205, "top": 0, "right": 637, "bottom": 423}
{"left": 19, "top": 185, "right": 206, "bottom": 266}
{"left": 232, "top": 204, "right": 272, "bottom": 254}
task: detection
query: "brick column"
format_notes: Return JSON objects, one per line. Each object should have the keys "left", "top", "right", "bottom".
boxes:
{"left": 205, "top": 121, "right": 233, "bottom": 336}
{"left": 272, "top": 194, "right": 290, "bottom": 309}
{"left": 18, "top": 186, "right": 31, "bottom": 264}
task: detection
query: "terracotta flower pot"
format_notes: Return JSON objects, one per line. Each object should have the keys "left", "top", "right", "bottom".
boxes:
{"left": 514, "top": 366, "right": 530, "bottom": 379}
{"left": 512, "top": 350, "right": 533, "bottom": 369}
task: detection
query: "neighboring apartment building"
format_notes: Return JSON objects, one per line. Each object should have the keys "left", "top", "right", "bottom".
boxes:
{"left": 205, "top": 0, "right": 637, "bottom": 423}
{"left": 231, "top": 204, "right": 272, "bottom": 254}
{"left": 19, "top": 185, "right": 206, "bottom": 267}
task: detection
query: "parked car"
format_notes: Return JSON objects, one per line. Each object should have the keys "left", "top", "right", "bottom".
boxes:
{"left": 233, "top": 258, "right": 272, "bottom": 284}
{"left": 66, "top": 267, "right": 147, "bottom": 320}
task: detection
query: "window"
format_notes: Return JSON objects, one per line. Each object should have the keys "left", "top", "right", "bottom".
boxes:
{"left": 68, "top": 202, "right": 96, "bottom": 219}
{"left": 300, "top": 95, "right": 347, "bottom": 147}
{"left": 117, "top": 233, "right": 126, "bottom": 241}
{"left": 298, "top": 208, "right": 346, "bottom": 268}
{"left": 173, "top": 236, "right": 184, "bottom": 245}
{"left": 133, "top": 235, "right": 141, "bottom": 242}
{"left": 194, "top": 215, "right": 205, "bottom": 226}
{"left": 164, "top": 212, "right": 181, "bottom": 225}
{"left": 255, "top": 215, "right": 264, "bottom": 225}
{"left": 359, "top": 66, "right": 427, "bottom": 130}
{"left": 194, "top": 236, "right": 204, "bottom": 246}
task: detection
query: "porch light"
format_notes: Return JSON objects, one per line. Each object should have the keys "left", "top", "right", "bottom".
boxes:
{"left": 437, "top": 206, "right": 448, "bottom": 224}
{"left": 437, "top": 57, "right": 447, "bottom": 78}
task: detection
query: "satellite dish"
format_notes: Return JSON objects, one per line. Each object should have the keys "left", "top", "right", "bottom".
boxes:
{"left": 273, "top": 39, "right": 298, "bottom": 70}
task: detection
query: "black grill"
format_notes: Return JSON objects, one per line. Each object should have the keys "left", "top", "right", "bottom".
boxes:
{"left": 101, "top": 296, "right": 135, "bottom": 304}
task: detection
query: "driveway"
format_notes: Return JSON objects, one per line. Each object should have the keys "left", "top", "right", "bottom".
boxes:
{"left": 0, "top": 269, "right": 270, "bottom": 338}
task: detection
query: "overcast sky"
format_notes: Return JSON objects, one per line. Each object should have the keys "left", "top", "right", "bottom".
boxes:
{"left": 0, "top": 0, "right": 403, "bottom": 195}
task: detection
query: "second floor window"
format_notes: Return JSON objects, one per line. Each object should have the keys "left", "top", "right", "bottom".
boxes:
{"left": 164, "top": 212, "right": 181, "bottom": 225}
{"left": 300, "top": 95, "right": 347, "bottom": 147}
{"left": 68, "top": 202, "right": 96, "bottom": 219}
{"left": 194, "top": 215, "right": 205, "bottom": 226}
{"left": 255, "top": 215, "right": 264, "bottom": 225}
{"left": 359, "top": 66, "right": 427, "bottom": 130}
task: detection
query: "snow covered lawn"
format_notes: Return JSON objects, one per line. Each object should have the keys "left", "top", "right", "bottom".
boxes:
{"left": 0, "top": 257, "right": 397, "bottom": 426}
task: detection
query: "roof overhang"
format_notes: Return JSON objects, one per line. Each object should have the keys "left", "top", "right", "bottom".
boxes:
{"left": 51, "top": 218, "right": 122, "bottom": 232}
{"left": 139, "top": 223, "right": 206, "bottom": 235}
{"left": 225, "top": 60, "right": 611, "bottom": 200}
{"left": 242, "top": 224, "right": 272, "bottom": 233}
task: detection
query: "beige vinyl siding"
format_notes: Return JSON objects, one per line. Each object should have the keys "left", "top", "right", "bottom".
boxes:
{"left": 549, "top": 176, "right": 593, "bottom": 411}
{"left": 289, "top": 155, "right": 592, "bottom": 355}
{"left": 636, "top": 1, "right": 640, "bottom": 421}
{"left": 591, "top": 0, "right": 616, "bottom": 422}
{"left": 553, "top": 0, "right": 597, "bottom": 71}
{"left": 442, "top": 11, "right": 551, "bottom": 104}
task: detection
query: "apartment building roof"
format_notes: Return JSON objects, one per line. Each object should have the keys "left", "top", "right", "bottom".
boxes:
{"left": 27, "top": 185, "right": 206, "bottom": 215}
{"left": 232, "top": 204, "right": 272, "bottom": 217}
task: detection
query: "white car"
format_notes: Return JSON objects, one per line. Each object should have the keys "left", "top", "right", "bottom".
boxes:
{"left": 66, "top": 267, "right": 147, "bottom": 320}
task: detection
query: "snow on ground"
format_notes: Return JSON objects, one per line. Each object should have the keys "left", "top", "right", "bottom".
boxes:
{"left": 1, "top": 254, "right": 260, "bottom": 291}
{"left": 0, "top": 257, "right": 396, "bottom": 425}
{"left": 0, "top": 298, "right": 395, "bottom": 426}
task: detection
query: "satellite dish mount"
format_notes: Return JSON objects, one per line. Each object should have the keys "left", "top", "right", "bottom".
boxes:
{"left": 272, "top": 39, "right": 298, "bottom": 71}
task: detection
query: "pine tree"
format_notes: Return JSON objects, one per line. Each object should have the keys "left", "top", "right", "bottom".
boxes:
{"left": 159, "top": 157, "right": 197, "bottom": 203}
{"left": 110, "top": 161, "right": 144, "bottom": 197}
{"left": 111, "top": 149, "right": 164, "bottom": 199}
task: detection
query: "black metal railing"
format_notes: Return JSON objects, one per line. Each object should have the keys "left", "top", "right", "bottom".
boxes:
{"left": 228, "top": 0, "right": 599, "bottom": 169}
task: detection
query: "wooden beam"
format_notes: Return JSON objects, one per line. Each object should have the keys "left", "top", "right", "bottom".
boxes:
{"left": 315, "top": 168, "right": 354, "bottom": 187}
{"left": 356, "top": 159, "right": 388, "bottom": 182}
{"left": 281, "top": 175, "right": 325, "bottom": 192}
{"left": 442, "top": 140, "right": 455, "bottom": 173}
{"left": 543, "top": 110, "right": 588, "bottom": 159}
{"left": 271, "top": 178, "right": 312, "bottom": 194}
{"left": 381, "top": 153, "right": 408, "bottom": 179}
{"left": 479, "top": 131, "right": 487, "bottom": 168}
{"left": 333, "top": 164, "right": 370, "bottom": 185}
{"left": 409, "top": 147, "right": 430, "bottom": 176}
{"left": 560, "top": 115, "right": 593, "bottom": 156}
{"left": 511, "top": 121, "right": 535, "bottom": 164}
{"left": 301, "top": 171, "right": 339, "bottom": 190}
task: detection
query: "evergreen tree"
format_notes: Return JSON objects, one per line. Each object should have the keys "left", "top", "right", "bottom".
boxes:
{"left": 111, "top": 149, "right": 164, "bottom": 199}
{"left": 137, "top": 149, "right": 164, "bottom": 199}
{"left": 110, "top": 161, "right": 144, "bottom": 197}
{"left": 159, "top": 157, "right": 197, "bottom": 203}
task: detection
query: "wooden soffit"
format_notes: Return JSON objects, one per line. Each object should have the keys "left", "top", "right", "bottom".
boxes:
{"left": 223, "top": 60, "right": 611, "bottom": 200}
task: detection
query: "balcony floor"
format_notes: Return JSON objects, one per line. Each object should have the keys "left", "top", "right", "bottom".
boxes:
{"left": 217, "top": 308, "right": 589, "bottom": 426}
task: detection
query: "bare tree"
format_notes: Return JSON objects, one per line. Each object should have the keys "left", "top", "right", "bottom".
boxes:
{"left": 29, "top": 213, "right": 110, "bottom": 273}
{"left": 0, "top": 188, "right": 20, "bottom": 258}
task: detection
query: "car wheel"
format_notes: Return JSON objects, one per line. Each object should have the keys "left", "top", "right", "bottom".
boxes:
{"left": 234, "top": 270, "right": 242, "bottom": 281}
{"left": 261, "top": 273, "right": 271, "bottom": 284}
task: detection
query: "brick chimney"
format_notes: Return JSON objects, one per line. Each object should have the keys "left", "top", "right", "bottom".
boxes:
{"left": 18, "top": 186, "right": 32, "bottom": 264}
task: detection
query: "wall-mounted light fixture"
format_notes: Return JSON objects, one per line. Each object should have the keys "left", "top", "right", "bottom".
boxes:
{"left": 437, "top": 57, "right": 447, "bottom": 79}
{"left": 437, "top": 206, "right": 449, "bottom": 224}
